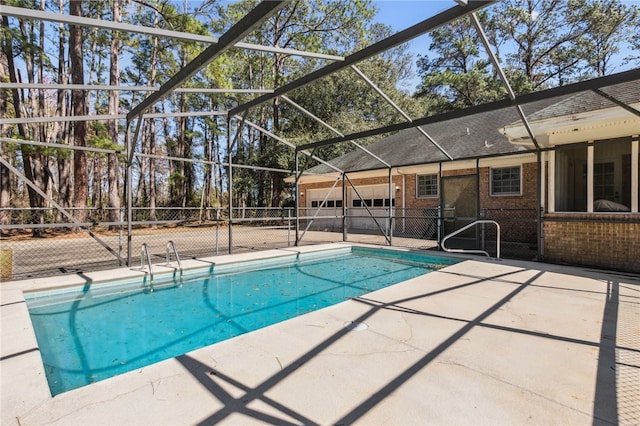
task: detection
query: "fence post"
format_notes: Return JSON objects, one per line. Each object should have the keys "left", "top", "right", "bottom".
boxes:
{"left": 287, "top": 208, "right": 291, "bottom": 246}
{"left": 215, "top": 209, "right": 219, "bottom": 256}
{"left": 437, "top": 205, "right": 442, "bottom": 250}
{"left": 118, "top": 207, "right": 124, "bottom": 266}
{"left": 480, "top": 208, "right": 486, "bottom": 252}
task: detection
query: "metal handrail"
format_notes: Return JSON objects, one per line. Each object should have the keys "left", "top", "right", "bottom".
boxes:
{"left": 441, "top": 220, "right": 501, "bottom": 258}
{"left": 165, "top": 240, "right": 183, "bottom": 277}
{"left": 141, "top": 243, "right": 154, "bottom": 282}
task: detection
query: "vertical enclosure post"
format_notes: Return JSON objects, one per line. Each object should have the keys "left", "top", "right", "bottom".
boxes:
{"left": 342, "top": 172, "right": 347, "bottom": 242}
{"left": 227, "top": 116, "right": 233, "bottom": 254}
{"left": 388, "top": 167, "right": 393, "bottom": 246}
{"left": 295, "top": 151, "right": 300, "bottom": 246}
{"left": 126, "top": 117, "right": 142, "bottom": 266}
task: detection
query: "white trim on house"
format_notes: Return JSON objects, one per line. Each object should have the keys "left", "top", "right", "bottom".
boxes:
{"left": 297, "top": 154, "right": 538, "bottom": 186}
{"left": 587, "top": 143, "right": 594, "bottom": 213}
{"left": 540, "top": 151, "right": 547, "bottom": 212}
{"left": 501, "top": 102, "right": 640, "bottom": 148}
{"left": 548, "top": 151, "right": 555, "bottom": 213}
{"left": 632, "top": 137, "right": 639, "bottom": 213}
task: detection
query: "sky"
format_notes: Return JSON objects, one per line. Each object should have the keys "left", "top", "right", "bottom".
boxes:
{"left": 373, "top": 1, "right": 462, "bottom": 90}
{"left": 372, "top": 0, "right": 640, "bottom": 91}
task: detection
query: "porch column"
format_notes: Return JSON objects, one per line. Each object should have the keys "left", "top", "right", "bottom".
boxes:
{"left": 587, "top": 143, "right": 594, "bottom": 213}
{"left": 632, "top": 137, "right": 639, "bottom": 213}
{"left": 548, "top": 151, "right": 555, "bottom": 213}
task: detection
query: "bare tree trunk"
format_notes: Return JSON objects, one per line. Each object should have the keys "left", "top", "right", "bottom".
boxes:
{"left": 148, "top": 13, "right": 159, "bottom": 226}
{"left": 107, "top": 0, "right": 121, "bottom": 230}
{"left": 0, "top": 51, "right": 11, "bottom": 236}
{"left": 55, "top": 0, "right": 72, "bottom": 221}
{"left": 135, "top": 121, "right": 148, "bottom": 204}
{"left": 202, "top": 122, "right": 212, "bottom": 220}
{"left": 70, "top": 0, "right": 89, "bottom": 228}
{"left": 18, "top": 16, "right": 47, "bottom": 237}
{"left": 91, "top": 155, "right": 103, "bottom": 212}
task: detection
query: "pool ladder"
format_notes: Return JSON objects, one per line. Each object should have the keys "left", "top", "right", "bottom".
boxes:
{"left": 140, "top": 243, "right": 154, "bottom": 288}
{"left": 140, "top": 242, "right": 183, "bottom": 292}
{"left": 441, "top": 220, "right": 501, "bottom": 258}
{"left": 165, "top": 240, "right": 183, "bottom": 279}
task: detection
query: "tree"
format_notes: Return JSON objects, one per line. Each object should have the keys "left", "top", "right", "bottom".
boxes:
{"left": 572, "top": 0, "right": 638, "bottom": 76}
{"left": 415, "top": 13, "right": 506, "bottom": 111}
{"left": 2, "top": 4, "right": 52, "bottom": 237}
{"left": 415, "top": 0, "right": 638, "bottom": 109}
{"left": 69, "top": 0, "right": 89, "bottom": 227}
{"left": 54, "top": 0, "right": 72, "bottom": 221}
{"left": 217, "top": 0, "right": 413, "bottom": 208}
{"left": 107, "top": 0, "right": 122, "bottom": 229}
{"left": 0, "top": 39, "right": 11, "bottom": 236}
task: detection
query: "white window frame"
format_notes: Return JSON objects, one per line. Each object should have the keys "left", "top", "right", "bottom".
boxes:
{"left": 490, "top": 165, "right": 522, "bottom": 196}
{"left": 416, "top": 174, "right": 438, "bottom": 198}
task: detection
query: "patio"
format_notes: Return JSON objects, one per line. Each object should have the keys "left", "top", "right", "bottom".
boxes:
{"left": 2, "top": 244, "right": 638, "bottom": 425}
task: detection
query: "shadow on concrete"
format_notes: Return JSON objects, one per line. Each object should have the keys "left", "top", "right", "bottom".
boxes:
{"left": 592, "top": 280, "right": 618, "bottom": 425}
{"left": 175, "top": 267, "right": 539, "bottom": 425}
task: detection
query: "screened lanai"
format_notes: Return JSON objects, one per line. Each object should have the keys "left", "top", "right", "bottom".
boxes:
{"left": 1, "top": 1, "right": 639, "bottom": 279}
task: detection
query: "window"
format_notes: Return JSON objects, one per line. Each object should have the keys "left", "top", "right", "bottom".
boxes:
{"left": 554, "top": 139, "right": 633, "bottom": 212}
{"left": 593, "top": 139, "right": 631, "bottom": 211}
{"left": 593, "top": 162, "right": 615, "bottom": 201}
{"left": 311, "top": 199, "right": 342, "bottom": 208}
{"left": 554, "top": 145, "right": 587, "bottom": 211}
{"left": 417, "top": 174, "right": 438, "bottom": 198}
{"left": 352, "top": 198, "right": 393, "bottom": 207}
{"left": 491, "top": 166, "right": 521, "bottom": 195}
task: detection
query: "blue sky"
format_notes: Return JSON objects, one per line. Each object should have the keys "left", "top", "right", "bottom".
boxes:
{"left": 374, "top": 1, "right": 456, "bottom": 90}
{"left": 372, "top": 0, "right": 640, "bottom": 91}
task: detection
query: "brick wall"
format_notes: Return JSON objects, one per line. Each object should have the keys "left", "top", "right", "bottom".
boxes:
{"left": 543, "top": 213, "right": 640, "bottom": 273}
{"left": 479, "top": 163, "right": 539, "bottom": 243}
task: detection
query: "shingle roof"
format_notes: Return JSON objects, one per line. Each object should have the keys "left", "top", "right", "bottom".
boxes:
{"left": 307, "top": 96, "right": 561, "bottom": 174}
{"left": 525, "top": 80, "right": 640, "bottom": 121}
{"left": 305, "top": 79, "right": 640, "bottom": 175}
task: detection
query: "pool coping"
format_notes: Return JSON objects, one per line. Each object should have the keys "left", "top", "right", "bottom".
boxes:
{"left": 2, "top": 243, "right": 637, "bottom": 425}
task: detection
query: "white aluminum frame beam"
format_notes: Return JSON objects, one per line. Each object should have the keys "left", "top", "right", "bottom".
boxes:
{"left": 1, "top": 83, "right": 274, "bottom": 94}
{"left": 0, "top": 137, "right": 120, "bottom": 154}
{"left": 0, "top": 5, "right": 344, "bottom": 62}
{"left": 0, "top": 110, "right": 227, "bottom": 125}
{"left": 135, "top": 151, "right": 292, "bottom": 174}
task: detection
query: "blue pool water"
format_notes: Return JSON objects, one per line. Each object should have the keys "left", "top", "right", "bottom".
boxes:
{"left": 26, "top": 247, "right": 457, "bottom": 395}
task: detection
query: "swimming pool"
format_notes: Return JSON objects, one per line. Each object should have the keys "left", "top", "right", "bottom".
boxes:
{"left": 25, "top": 246, "right": 457, "bottom": 395}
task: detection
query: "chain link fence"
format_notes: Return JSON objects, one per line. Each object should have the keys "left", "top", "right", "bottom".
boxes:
{"left": 1, "top": 207, "right": 338, "bottom": 280}
{"left": 1, "top": 206, "right": 540, "bottom": 280}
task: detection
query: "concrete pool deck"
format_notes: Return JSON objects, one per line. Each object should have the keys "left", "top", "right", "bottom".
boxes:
{"left": 1, "top": 243, "right": 639, "bottom": 425}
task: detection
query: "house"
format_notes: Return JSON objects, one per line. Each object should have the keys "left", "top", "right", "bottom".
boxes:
{"left": 295, "top": 80, "right": 640, "bottom": 272}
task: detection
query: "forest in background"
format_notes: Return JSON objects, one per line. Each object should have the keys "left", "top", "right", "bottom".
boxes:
{"left": 1, "top": 0, "right": 638, "bottom": 236}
